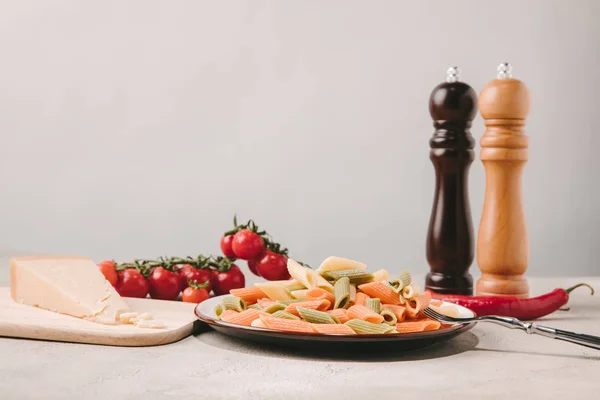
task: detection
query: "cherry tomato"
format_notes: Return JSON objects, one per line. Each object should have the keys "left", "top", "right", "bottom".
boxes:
{"left": 211, "top": 264, "right": 246, "bottom": 295}
{"left": 247, "top": 258, "right": 261, "bottom": 277}
{"left": 182, "top": 286, "right": 210, "bottom": 304}
{"left": 116, "top": 269, "right": 150, "bottom": 298}
{"left": 255, "top": 250, "right": 290, "bottom": 281}
{"left": 98, "top": 260, "right": 118, "bottom": 287}
{"left": 231, "top": 229, "right": 264, "bottom": 260}
{"left": 148, "top": 267, "right": 181, "bottom": 300}
{"left": 178, "top": 264, "right": 212, "bottom": 292}
{"left": 220, "top": 235, "right": 236, "bottom": 258}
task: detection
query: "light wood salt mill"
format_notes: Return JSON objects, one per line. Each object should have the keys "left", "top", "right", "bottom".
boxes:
{"left": 477, "top": 63, "right": 531, "bottom": 297}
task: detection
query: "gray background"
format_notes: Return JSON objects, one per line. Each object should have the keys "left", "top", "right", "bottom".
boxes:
{"left": 0, "top": 0, "right": 598, "bottom": 276}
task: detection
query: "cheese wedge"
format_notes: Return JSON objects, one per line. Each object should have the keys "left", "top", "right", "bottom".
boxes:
{"left": 10, "top": 256, "right": 130, "bottom": 325}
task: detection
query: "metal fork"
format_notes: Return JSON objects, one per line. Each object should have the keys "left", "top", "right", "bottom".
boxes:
{"left": 423, "top": 307, "right": 600, "bottom": 350}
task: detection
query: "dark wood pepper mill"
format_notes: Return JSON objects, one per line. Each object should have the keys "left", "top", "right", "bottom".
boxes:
{"left": 425, "top": 67, "right": 477, "bottom": 295}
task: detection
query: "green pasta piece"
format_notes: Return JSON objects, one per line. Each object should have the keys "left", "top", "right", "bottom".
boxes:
{"left": 345, "top": 319, "right": 396, "bottom": 334}
{"left": 334, "top": 277, "right": 351, "bottom": 309}
{"left": 271, "top": 310, "right": 300, "bottom": 320}
{"left": 365, "top": 298, "right": 381, "bottom": 314}
{"left": 284, "top": 284, "right": 307, "bottom": 296}
{"left": 296, "top": 307, "right": 339, "bottom": 324}
{"left": 276, "top": 299, "right": 305, "bottom": 305}
{"left": 222, "top": 296, "right": 247, "bottom": 312}
{"left": 324, "top": 269, "right": 375, "bottom": 284}
{"left": 380, "top": 308, "right": 398, "bottom": 326}
{"left": 248, "top": 304, "right": 263, "bottom": 311}
{"left": 214, "top": 304, "right": 224, "bottom": 317}
{"left": 388, "top": 270, "right": 412, "bottom": 293}
{"left": 263, "top": 303, "right": 286, "bottom": 314}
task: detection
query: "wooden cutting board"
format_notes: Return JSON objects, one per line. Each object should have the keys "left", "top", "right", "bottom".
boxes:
{"left": 0, "top": 287, "right": 198, "bottom": 346}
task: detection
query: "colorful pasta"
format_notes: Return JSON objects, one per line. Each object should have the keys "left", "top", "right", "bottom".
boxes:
{"left": 380, "top": 308, "right": 398, "bottom": 325}
{"left": 388, "top": 270, "right": 412, "bottom": 293}
{"left": 311, "top": 323, "right": 356, "bottom": 334}
{"left": 212, "top": 257, "right": 460, "bottom": 336}
{"left": 259, "top": 314, "right": 316, "bottom": 333}
{"left": 223, "top": 296, "right": 246, "bottom": 312}
{"left": 346, "top": 305, "right": 385, "bottom": 324}
{"left": 345, "top": 319, "right": 396, "bottom": 334}
{"left": 333, "top": 277, "right": 351, "bottom": 309}
{"left": 326, "top": 309, "right": 350, "bottom": 324}
{"left": 284, "top": 299, "right": 331, "bottom": 316}
{"left": 324, "top": 269, "right": 375, "bottom": 285}
{"left": 271, "top": 310, "right": 301, "bottom": 320}
{"left": 297, "top": 307, "right": 339, "bottom": 324}
{"left": 358, "top": 281, "right": 400, "bottom": 305}
{"left": 229, "top": 287, "right": 267, "bottom": 305}
{"left": 365, "top": 298, "right": 381, "bottom": 314}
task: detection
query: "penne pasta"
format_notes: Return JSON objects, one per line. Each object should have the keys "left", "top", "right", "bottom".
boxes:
{"left": 316, "top": 256, "right": 367, "bottom": 274}
{"left": 305, "top": 287, "right": 336, "bottom": 304}
{"left": 388, "top": 270, "right": 412, "bottom": 293}
{"left": 284, "top": 299, "right": 331, "bottom": 316}
{"left": 259, "top": 314, "right": 316, "bottom": 333}
{"left": 297, "top": 307, "right": 339, "bottom": 324}
{"left": 220, "top": 309, "right": 262, "bottom": 326}
{"left": 271, "top": 310, "right": 301, "bottom": 320}
{"left": 313, "top": 273, "right": 335, "bottom": 293}
{"left": 381, "top": 304, "right": 406, "bottom": 322}
{"left": 256, "top": 298, "right": 276, "bottom": 308}
{"left": 229, "top": 287, "right": 267, "bottom": 305}
{"left": 380, "top": 308, "right": 398, "bottom": 325}
{"left": 372, "top": 269, "right": 389, "bottom": 282}
{"left": 324, "top": 269, "right": 375, "bottom": 285}
{"left": 346, "top": 305, "right": 385, "bottom": 324}
{"left": 263, "top": 303, "right": 286, "bottom": 314}
{"left": 290, "top": 289, "right": 310, "bottom": 300}
{"left": 406, "top": 292, "right": 432, "bottom": 318}
{"left": 365, "top": 298, "right": 381, "bottom": 314}
{"left": 349, "top": 283, "right": 357, "bottom": 302}
{"left": 223, "top": 296, "right": 247, "bottom": 312}
{"left": 248, "top": 304, "right": 263, "bottom": 311}
{"left": 219, "top": 309, "right": 239, "bottom": 321}
{"left": 251, "top": 318, "right": 268, "bottom": 328}
{"left": 358, "top": 281, "right": 400, "bottom": 305}
{"left": 395, "top": 319, "right": 441, "bottom": 333}
{"left": 326, "top": 309, "right": 350, "bottom": 324}
{"left": 287, "top": 259, "right": 312, "bottom": 289}
{"left": 254, "top": 281, "right": 294, "bottom": 301}
{"left": 284, "top": 283, "right": 308, "bottom": 297}
{"left": 345, "top": 319, "right": 396, "bottom": 334}
{"left": 311, "top": 323, "right": 356, "bottom": 335}
{"left": 402, "top": 284, "right": 421, "bottom": 299}
{"left": 354, "top": 292, "right": 369, "bottom": 306}
{"left": 333, "top": 277, "right": 351, "bottom": 309}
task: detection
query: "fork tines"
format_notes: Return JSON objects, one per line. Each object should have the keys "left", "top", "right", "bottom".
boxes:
{"left": 423, "top": 307, "right": 460, "bottom": 323}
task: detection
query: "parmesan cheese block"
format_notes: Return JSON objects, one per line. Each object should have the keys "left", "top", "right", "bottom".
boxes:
{"left": 10, "top": 256, "right": 130, "bottom": 325}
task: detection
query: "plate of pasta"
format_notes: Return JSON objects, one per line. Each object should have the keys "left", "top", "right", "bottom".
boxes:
{"left": 195, "top": 257, "right": 475, "bottom": 350}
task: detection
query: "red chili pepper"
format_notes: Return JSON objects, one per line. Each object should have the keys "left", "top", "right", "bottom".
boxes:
{"left": 428, "top": 283, "right": 594, "bottom": 320}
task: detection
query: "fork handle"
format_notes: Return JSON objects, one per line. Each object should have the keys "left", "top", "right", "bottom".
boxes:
{"left": 529, "top": 324, "right": 600, "bottom": 350}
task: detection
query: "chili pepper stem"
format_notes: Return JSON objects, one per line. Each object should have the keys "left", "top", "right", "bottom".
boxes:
{"left": 564, "top": 283, "right": 595, "bottom": 296}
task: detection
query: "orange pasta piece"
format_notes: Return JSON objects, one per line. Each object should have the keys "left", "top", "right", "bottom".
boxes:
{"left": 395, "top": 319, "right": 441, "bottom": 333}
{"left": 354, "top": 292, "right": 369, "bottom": 306}
{"left": 381, "top": 304, "right": 406, "bottom": 322}
{"left": 259, "top": 314, "right": 316, "bottom": 333}
{"left": 311, "top": 323, "right": 356, "bottom": 335}
{"left": 257, "top": 298, "right": 276, "bottom": 308}
{"left": 358, "top": 281, "right": 400, "bottom": 305}
{"left": 221, "top": 309, "right": 262, "bottom": 326}
{"left": 285, "top": 300, "right": 331, "bottom": 316}
{"left": 406, "top": 291, "right": 432, "bottom": 319}
{"left": 305, "top": 288, "right": 336, "bottom": 304}
{"left": 229, "top": 287, "right": 267, "bottom": 305}
{"left": 326, "top": 309, "right": 350, "bottom": 324}
{"left": 347, "top": 305, "right": 385, "bottom": 324}
{"left": 219, "top": 309, "right": 239, "bottom": 321}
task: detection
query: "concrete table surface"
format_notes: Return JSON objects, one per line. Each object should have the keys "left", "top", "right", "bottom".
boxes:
{"left": 0, "top": 255, "right": 598, "bottom": 400}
